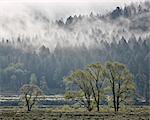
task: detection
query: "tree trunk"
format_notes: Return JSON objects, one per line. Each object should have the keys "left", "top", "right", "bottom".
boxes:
{"left": 116, "top": 82, "right": 121, "bottom": 112}
{"left": 97, "top": 92, "right": 100, "bottom": 112}
{"left": 116, "top": 96, "right": 119, "bottom": 111}
{"left": 110, "top": 71, "right": 117, "bottom": 112}
{"left": 25, "top": 95, "right": 31, "bottom": 112}
{"left": 96, "top": 101, "right": 99, "bottom": 112}
{"left": 112, "top": 81, "right": 117, "bottom": 112}
{"left": 87, "top": 97, "right": 92, "bottom": 111}
{"left": 27, "top": 105, "right": 31, "bottom": 112}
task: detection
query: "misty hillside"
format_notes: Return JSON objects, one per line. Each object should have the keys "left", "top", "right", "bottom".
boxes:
{"left": 0, "top": 1, "right": 150, "bottom": 51}
{"left": 0, "top": 1, "right": 149, "bottom": 104}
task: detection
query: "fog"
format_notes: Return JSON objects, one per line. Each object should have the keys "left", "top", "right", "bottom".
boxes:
{"left": 0, "top": 0, "right": 149, "bottom": 51}
{"left": 0, "top": 0, "right": 145, "bottom": 20}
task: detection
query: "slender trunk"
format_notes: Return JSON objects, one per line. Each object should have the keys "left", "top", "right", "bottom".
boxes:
{"left": 29, "top": 105, "right": 33, "bottom": 111}
{"left": 25, "top": 94, "right": 31, "bottom": 112}
{"left": 116, "top": 82, "right": 121, "bottom": 112}
{"left": 112, "top": 81, "right": 117, "bottom": 112}
{"left": 84, "top": 93, "right": 92, "bottom": 112}
{"left": 97, "top": 91, "right": 100, "bottom": 112}
{"left": 27, "top": 105, "right": 31, "bottom": 112}
{"left": 116, "top": 96, "right": 119, "bottom": 111}
{"left": 87, "top": 97, "right": 92, "bottom": 111}
{"left": 110, "top": 71, "right": 117, "bottom": 112}
{"left": 89, "top": 81, "right": 97, "bottom": 111}
{"left": 96, "top": 102, "right": 99, "bottom": 112}
{"left": 29, "top": 96, "right": 37, "bottom": 111}
{"left": 95, "top": 80, "right": 100, "bottom": 112}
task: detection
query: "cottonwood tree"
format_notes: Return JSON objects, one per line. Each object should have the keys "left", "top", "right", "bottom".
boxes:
{"left": 86, "top": 63, "right": 108, "bottom": 111}
{"left": 64, "top": 70, "right": 93, "bottom": 111}
{"left": 106, "top": 62, "right": 135, "bottom": 112}
{"left": 20, "top": 84, "right": 43, "bottom": 111}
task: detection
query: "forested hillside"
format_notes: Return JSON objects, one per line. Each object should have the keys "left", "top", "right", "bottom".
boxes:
{"left": 0, "top": 1, "right": 149, "bottom": 104}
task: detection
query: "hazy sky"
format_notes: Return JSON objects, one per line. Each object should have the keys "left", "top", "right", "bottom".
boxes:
{"left": 0, "top": 0, "right": 146, "bottom": 3}
{"left": 0, "top": 0, "right": 147, "bottom": 20}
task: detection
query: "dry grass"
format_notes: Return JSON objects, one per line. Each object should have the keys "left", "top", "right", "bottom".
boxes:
{"left": 0, "top": 106, "right": 149, "bottom": 120}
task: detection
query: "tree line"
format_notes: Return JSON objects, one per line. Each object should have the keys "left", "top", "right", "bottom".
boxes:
{"left": 0, "top": 35, "right": 149, "bottom": 104}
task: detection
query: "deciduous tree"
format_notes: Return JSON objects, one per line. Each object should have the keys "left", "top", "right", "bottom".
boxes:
{"left": 106, "top": 62, "right": 135, "bottom": 112}
{"left": 86, "top": 63, "right": 108, "bottom": 111}
{"left": 20, "top": 84, "right": 43, "bottom": 111}
{"left": 64, "top": 70, "right": 93, "bottom": 111}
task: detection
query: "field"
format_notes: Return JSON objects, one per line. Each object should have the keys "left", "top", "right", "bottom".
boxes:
{"left": 0, "top": 107, "right": 150, "bottom": 120}
{"left": 0, "top": 96, "right": 150, "bottom": 120}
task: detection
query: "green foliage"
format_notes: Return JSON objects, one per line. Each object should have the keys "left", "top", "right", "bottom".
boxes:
{"left": 65, "top": 62, "right": 136, "bottom": 112}
{"left": 86, "top": 63, "right": 108, "bottom": 111}
{"left": 64, "top": 70, "right": 93, "bottom": 111}
{"left": 106, "top": 61, "right": 135, "bottom": 112}
{"left": 64, "top": 91, "right": 77, "bottom": 99}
